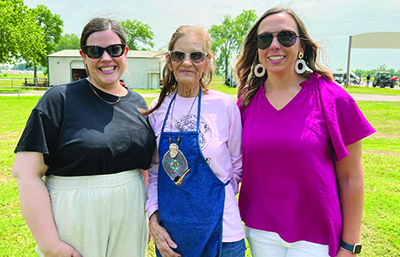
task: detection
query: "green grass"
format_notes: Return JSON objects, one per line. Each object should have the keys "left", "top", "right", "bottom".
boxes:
{"left": 0, "top": 73, "right": 46, "bottom": 79}
{"left": 345, "top": 85, "right": 400, "bottom": 96}
{"left": 0, "top": 96, "right": 42, "bottom": 256}
{"left": 0, "top": 73, "right": 48, "bottom": 93}
{"left": 0, "top": 90, "right": 399, "bottom": 256}
{"left": 4, "top": 75, "right": 399, "bottom": 96}
{"left": 355, "top": 101, "right": 400, "bottom": 257}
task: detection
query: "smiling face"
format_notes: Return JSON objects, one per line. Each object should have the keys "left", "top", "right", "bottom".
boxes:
{"left": 257, "top": 12, "right": 304, "bottom": 77}
{"left": 80, "top": 29, "right": 128, "bottom": 89}
{"left": 167, "top": 33, "right": 209, "bottom": 96}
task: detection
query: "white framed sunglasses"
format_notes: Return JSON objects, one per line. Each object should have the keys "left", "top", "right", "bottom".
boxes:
{"left": 168, "top": 50, "right": 208, "bottom": 63}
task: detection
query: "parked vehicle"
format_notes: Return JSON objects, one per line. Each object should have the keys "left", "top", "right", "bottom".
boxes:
{"left": 225, "top": 76, "right": 238, "bottom": 87}
{"left": 332, "top": 71, "right": 361, "bottom": 85}
{"left": 372, "top": 72, "right": 398, "bottom": 88}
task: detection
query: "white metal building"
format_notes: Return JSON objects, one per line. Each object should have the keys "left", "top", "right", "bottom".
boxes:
{"left": 47, "top": 50, "right": 165, "bottom": 89}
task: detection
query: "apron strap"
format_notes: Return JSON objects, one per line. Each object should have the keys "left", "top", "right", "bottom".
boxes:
{"left": 161, "top": 91, "right": 178, "bottom": 133}
{"left": 196, "top": 88, "right": 202, "bottom": 133}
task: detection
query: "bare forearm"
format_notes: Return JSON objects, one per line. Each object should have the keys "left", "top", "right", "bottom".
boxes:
{"left": 338, "top": 176, "right": 364, "bottom": 243}
{"left": 17, "top": 176, "right": 60, "bottom": 250}
{"left": 335, "top": 140, "right": 364, "bottom": 245}
{"left": 13, "top": 153, "right": 81, "bottom": 256}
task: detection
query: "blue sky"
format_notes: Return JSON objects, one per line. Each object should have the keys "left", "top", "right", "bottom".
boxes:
{"left": 24, "top": 0, "right": 400, "bottom": 71}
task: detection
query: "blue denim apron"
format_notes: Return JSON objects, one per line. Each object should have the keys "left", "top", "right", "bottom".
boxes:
{"left": 156, "top": 91, "right": 228, "bottom": 257}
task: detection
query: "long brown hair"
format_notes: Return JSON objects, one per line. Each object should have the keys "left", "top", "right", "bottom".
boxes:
{"left": 236, "top": 7, "right": 333, "bottom": 107}
{"left": 142, "top": 25, "right": 215, "bottom": 115}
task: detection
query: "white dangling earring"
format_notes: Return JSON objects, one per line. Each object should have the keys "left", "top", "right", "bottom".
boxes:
{"left": 254, "top": 63, "right": 266, "bottom": 77}
{"left": 295, "top": 53, "right": 306, "bottom": 74}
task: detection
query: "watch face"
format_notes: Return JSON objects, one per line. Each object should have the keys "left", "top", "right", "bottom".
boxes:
{"left": 354, "top": 244, "right": 362, "bottom": 254}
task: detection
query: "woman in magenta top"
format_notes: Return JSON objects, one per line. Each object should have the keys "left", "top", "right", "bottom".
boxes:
{"left": 236, "top": 7, "right": 375, "bottom": 257}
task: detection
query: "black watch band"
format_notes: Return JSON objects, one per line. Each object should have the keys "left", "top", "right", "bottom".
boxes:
{"left": 340, "top": 239, "right": 362, "bottom": 254}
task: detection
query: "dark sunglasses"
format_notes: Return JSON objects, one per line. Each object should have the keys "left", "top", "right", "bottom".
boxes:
{"left": 168, "top": 51, "right": 208, "bottom": 63}
{"left": 256, "top": 31, "right": 299, "bottom": 49}
{"left": 82, "top": 44, "right": 126, "bottom": 59}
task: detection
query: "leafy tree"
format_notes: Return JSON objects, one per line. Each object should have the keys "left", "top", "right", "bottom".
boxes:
{"left": 209, "top": 10, "right": 258, "bottom": 80}
{"left": 12, "top": 63, "right": 27, "bottom": 70}
{"left": 369, "top": 69, "right": 377, "bottom": 77}
{"left": 119, "top": 19, "right": 155, "bottom": 50}
{"left": 54, "top": 33, "right": 80, "bottom": 52}
{"left": 34, "top": 5, "right": 63, "bottom": 67}
{"left": 348, "top": 66, "right": 400, "bottom": 80}
{"left": 0, "top": 0, "right": 45, "bottom": 64}
{"left": 26, "top": 5, "right": 63, "bottom": 80}
{"left": 0, "top": 64, "right": 10, "bottom": 70}
{"left": 377, "top": 64, "right": 388, "bottom": 71}
{"left": 353, "top": 69, "right": 363, "bottom": 78}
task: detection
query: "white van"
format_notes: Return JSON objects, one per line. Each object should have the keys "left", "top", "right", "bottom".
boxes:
{"left": 332, "top": 71, "right": 360, "bottom": 85}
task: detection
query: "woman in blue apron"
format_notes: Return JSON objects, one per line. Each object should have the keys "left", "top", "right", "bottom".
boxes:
{"left": 143, "top": 26, "right": 246, "bottom": 257}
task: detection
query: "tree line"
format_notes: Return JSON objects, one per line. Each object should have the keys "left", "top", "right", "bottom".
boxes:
{"left": 2, "top": 1, "right": 398, "bottom": 83}
{"left": 1, "top": 0, "right": 257, "bottom": 81}
{"left": 350, "top": 64, "right": 400, "bottom": 78}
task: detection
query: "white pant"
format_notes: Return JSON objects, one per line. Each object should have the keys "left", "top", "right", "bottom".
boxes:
{"left": 37, "top": 170, "right": 148, "bottom": 257}
{"left": 245, "top": 226, "right": 329, "bottom": 257}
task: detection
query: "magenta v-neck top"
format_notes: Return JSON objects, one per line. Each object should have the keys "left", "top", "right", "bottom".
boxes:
{"left": 238, "top": 73, "right": 375, "bottom": 256}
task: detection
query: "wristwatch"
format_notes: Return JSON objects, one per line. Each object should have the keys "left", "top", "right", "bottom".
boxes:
{"left": 340, "top": 239, "right": 362, "bottom": 254}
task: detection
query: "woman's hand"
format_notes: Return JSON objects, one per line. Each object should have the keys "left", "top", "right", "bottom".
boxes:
{"left": 149, "top": 212, "right": 181, "bottom": 257}
{"left": 40, "top": 240, "right": 82, "bottom": 257}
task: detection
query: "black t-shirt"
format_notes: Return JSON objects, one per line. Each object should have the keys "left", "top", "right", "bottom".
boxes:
{"left": 15, "top": 79, "right": 156, "bottom": 176}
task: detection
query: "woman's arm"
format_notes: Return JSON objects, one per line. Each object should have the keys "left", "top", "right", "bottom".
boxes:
{"left": 12, "top": 152, "right": 81, "bottom": 257}
{"left": 227, "top": 100, "right": 243, "bottom": 194}
{"left": 335, "top": 140, "right": 364, "bottom": 257}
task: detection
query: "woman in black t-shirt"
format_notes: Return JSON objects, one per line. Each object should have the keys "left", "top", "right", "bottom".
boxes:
{"left": 12, "top": 17, "right": 155, "bottom": 257}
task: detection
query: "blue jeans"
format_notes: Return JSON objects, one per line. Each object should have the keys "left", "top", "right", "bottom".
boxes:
{"left": 221, "top": 239, "right": 246, "bottom": 257}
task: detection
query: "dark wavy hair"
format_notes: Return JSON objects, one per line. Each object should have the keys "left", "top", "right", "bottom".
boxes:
{"left": 142, "top": 25, "right": 215, "bottom": 115}
{"left": 236, "top": 7, "right": 333, "bottom": 107}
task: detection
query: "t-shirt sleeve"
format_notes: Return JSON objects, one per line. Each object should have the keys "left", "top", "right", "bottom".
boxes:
{"left": 15, "top": 110, "right": 59, "bottom": 163}
{"left": 14, "top": 87, "right": 64, "bottom": 167}
{"left": 319, "top": 78, "right": 375, "bottom": 161}
{"left": 137, "top": 92, "right": 150, "bottom": 110}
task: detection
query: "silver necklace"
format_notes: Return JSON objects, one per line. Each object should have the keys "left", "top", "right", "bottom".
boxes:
{"left": 161, "top": 88, "right": 200, "bottom": 186}
{"left": 168, "top": 89, "right": 199, "bottom": 158}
